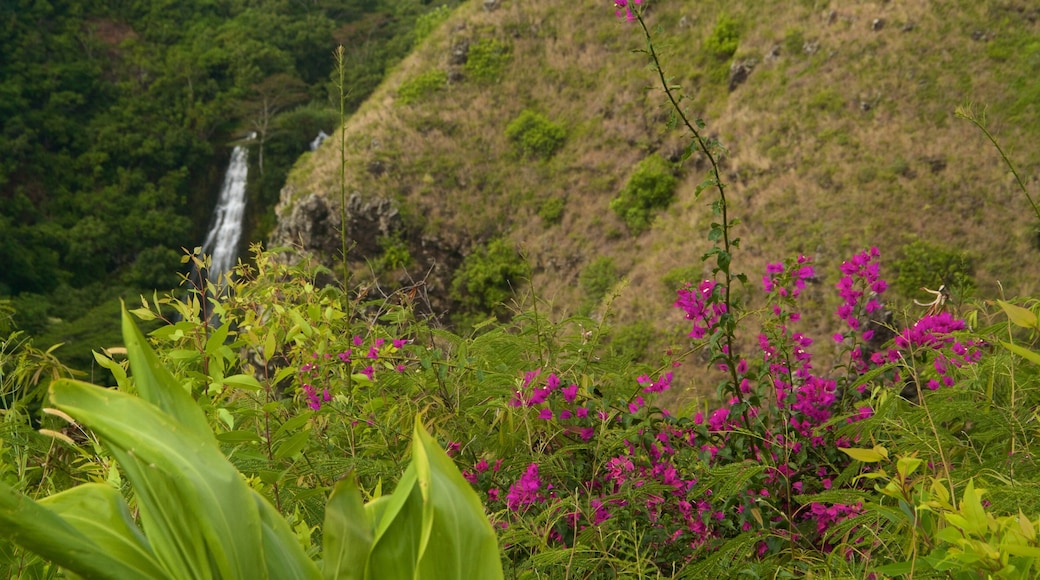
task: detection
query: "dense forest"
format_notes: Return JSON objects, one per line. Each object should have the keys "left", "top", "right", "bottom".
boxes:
{"left": 0, "top": 0, "right": 459, "bottom": 369}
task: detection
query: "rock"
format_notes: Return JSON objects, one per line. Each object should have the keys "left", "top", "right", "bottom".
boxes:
{"left": 270, "top": 189, "right": 341, "bottom": 256}
{"left": 871, "top": 18, "right": 885, "bottom": 31}
{"left": 728, "top": 59, "right": 756, "bottom": 91}
{"left": 483, "top": 0, "right": 499, "bottom": 11}
{"left": 450, "top": 39, "right": 469, "bottom": 65}
{"left": 803, "top": 40, "right": 820, "bottom": 55}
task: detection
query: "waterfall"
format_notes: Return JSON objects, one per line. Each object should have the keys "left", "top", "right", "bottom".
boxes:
{"left": 201, "top": 143, "right": 249, "bottom": 283}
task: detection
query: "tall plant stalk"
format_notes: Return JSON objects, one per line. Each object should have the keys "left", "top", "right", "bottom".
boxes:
{"left": 630, "top": 9, "right": 751, "bottom": 430}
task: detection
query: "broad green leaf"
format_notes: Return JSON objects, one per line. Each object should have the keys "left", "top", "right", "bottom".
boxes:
{"left": 411, "top": 418, "right": 504, "bottom": 579}
{"left": 1020, "top": 511, "right": 1037, "bottom": 542}
{"left": 216, "top": 430, "right": 263, "bottom": 443}
{"left": 49, "top": 379, "right": 265, "bottom": 580}
{"left": 275, "top": 429, "right": 311, "bottom": 460}
{"left": 120, "top": 305, "right": 214, "bottom": 441}
{"left": 0, "top": 480, "right": 162, "bottom": 580}
{"left": 222, "top": 373, "right": 263, "bottom": 391}
{"left": 997, "top": 299, "right": 1038, "bottom": 329}
{"left": 1003, "top": 544, "right": 1040, "bottom": 558}
{"left": 366, "top": 466, "right": 423, "bottom": 579}
{"left": 896, "top": 456, "right": 923, "bottom": 480}
{"left": 39, "top": 484, "right": 168, "bottom": 579}
{"left": 322, "top": 478, "right": 373, "bottom": 580}
{"left": 958, "top": 479, "right": 987, "bottom": 536}
{"left": 838, "top": 445, "right": 888, "bottom": 463}
{"left": 205, "top": 322, "right": 231, "bottom": 356}
{"left": 274, "top": 412, "right": 314, "bottom": 439}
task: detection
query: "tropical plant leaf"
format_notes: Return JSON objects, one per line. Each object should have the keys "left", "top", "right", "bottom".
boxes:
{"left": 120, "top": 304, "right": 214, "bottom": 441}
{"left": 49, "top": 379, "right": 267, "bottom": 579}
{"left": 411, "top": 417, "right": 504, "bottom": 579}
{"left": 321, "top": 477, "right": 372, "bottom": 580}
{"left": 0, "top": 480, "right": 162, "bottom": 580}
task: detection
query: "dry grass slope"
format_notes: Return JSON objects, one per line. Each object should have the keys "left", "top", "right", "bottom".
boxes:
{"left": 276, "top": 0, "right": 1040, "bottom": 401}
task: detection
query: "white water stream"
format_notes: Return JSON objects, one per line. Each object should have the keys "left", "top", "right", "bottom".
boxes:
{"left": 201, "top": 144, "right": 249, "bottom": 283}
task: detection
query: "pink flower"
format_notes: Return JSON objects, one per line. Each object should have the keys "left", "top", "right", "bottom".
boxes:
{"left": 507, "top": 463, "right": 543, "bottom": 511}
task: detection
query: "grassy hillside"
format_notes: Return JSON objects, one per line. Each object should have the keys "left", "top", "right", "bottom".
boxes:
{"left": 273, "top": 0, "right": 1040, "bottom": 401}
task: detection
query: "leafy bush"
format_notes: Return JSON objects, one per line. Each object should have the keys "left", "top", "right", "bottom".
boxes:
{"left": 704, "top": 15, "right": 740, "bottom": 60}
{"left": 413, "top": 4, "right": 453, "bottom": 43}
{"left": 377, "top": 234, "right": 413, "bottom": 272}
{"left": 609, "top": 320, "right": 653, "bottom": 361}
{"left": 609, "top": 154, "right": 679, "bottom": 234}
{"left": 537, "top": 197, "right": 565, "bottom": 225}
{"left": 464, "top": 38, "right": 511, "bottom": 83}
{"left": 505, "top": 110, "right": 567, "bottom": 159}
{"left": 578, "top": 256, "right": 618, "bottom": 312}
{"left": 893, "top": 239, "right": 975, "bottom": 299}
{"left": 397, "top": 69, "right": 448, "bottom": 105}
{"left": 451, "top": 237, "right": 530, "bottom": 314}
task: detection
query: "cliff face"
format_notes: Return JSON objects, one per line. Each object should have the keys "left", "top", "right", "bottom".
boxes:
{"left": 271, "top": 0, "right": 1040, "bottom": 347}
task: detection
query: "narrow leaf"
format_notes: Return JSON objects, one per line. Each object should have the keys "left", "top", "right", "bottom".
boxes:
{"left": 1001, "top": 340, "right": 1040, "bottom": 366}
{"left": 838, "top": 446, "right": 888, "bottom": 463}
{"left": 997, "top": 299, "right": 1038, "bottom": 329}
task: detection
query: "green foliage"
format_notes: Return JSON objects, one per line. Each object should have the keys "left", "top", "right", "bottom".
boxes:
{"left": 505, "top": 110, "right": 567, "bottom": 159}
{"left": 537, "top": 197, "right": 565, "bottom": 225}
{"left": 377, "top": 234, "right": 413, "bottom": 272}
{"left": 451, "top": 238, "right": 530, "bottom": 315}
{"left": 413, "top": 4, "right": 453, "bottom": 43}
{"left": 893, "top": 239, "right": 975, "bottom": 299}
{"left": 397, "top": 69, "right": 448, "bottom": 105}
{"left": 464, "top": 38, "right": 512, "bottom": 83}
{"left": 579, "top": 257, "right": 618, "bottom": 312}
{"left": 704, "top": 15, "right": 740, "bottom": 60}
{"left": 0, "top": 307, "right": 500, "bottom": 579}
{"left": 782, "top": 27, "right": 805, "bottom": 56}
{"left": 609, "top": 320, "right": 654, "bottom": 362}
{"left": 662, "top": 266, "right": 702, "bottom": 294}
{"left": 609, "top": 154, "right": 679, "bottom": 234}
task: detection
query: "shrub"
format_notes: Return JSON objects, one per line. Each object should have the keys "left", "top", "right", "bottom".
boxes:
{"left": 578, "top": 256, "right": 618, "bottom": 312}
{"left": 377, "top": 234, "right": 413, "bottom": 272}
{"left": 413, "top": 4, "right": 453, "bottom": 43}
{"left": 451, "top": 237, "right": 530, "bottom": 314}
{"left": 609, "top": 154, "right": 679, "bottom": 234}
{"left": 704, "top": 15, "right": 740, "bottom": 60}
{"left": 537, "top": 197, "right": 565, "bottom": 225}
{"left": 397, "top": 69, "right": 448, "bottom": 105}
{"left": 662, "top": 265, "right": 701, "bottom": 292}
{"left": 609, "top": 319, "right": 654, "bottom": 361}
{"left": 893, "top": 239, "right": 975, "bottom": 299}
{"left": 505, "top": 110, "right": 567, "bottom": 159}
{"left": 464, "top": 38, "right": 511, "bottom": 83}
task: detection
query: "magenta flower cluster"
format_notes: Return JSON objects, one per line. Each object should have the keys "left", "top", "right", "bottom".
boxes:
{"left": 459, "top": 249, "right": 987, "bottom": 566}
{"left": 674, "top": 280, "right": 725, "bottom": 339}
{"left": 296, "top": 334, "right": 410, "bottom": 410}
{"left": 613, "top": 0, "right": 642, "bottom": 22}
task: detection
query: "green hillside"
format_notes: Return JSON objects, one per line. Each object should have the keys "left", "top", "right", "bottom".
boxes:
{"left": 273, "top": 0, "right": 1040, "bottom": 399}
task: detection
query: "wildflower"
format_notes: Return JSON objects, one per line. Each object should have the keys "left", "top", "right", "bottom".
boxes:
{"left": 562, "top": 383, "right": 579, "bottom": 403}
{"left": 613, "top": 0, "right": 641, "bottom": 22}
{"left": 507, "top": 463, "right": 543, "bottom": 511}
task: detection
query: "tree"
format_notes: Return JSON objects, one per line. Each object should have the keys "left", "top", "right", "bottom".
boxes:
{"left": 244, "top": 73, "right": 308, "bottom": 174}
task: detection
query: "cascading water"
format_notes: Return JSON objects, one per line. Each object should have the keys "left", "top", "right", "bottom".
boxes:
{"left": 201, "top": 142, "right": 250, "bottom": 284}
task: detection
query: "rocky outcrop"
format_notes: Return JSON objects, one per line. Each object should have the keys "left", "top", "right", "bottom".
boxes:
{"left": 269, "top": 186, "right": 466, "bottom": 317}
